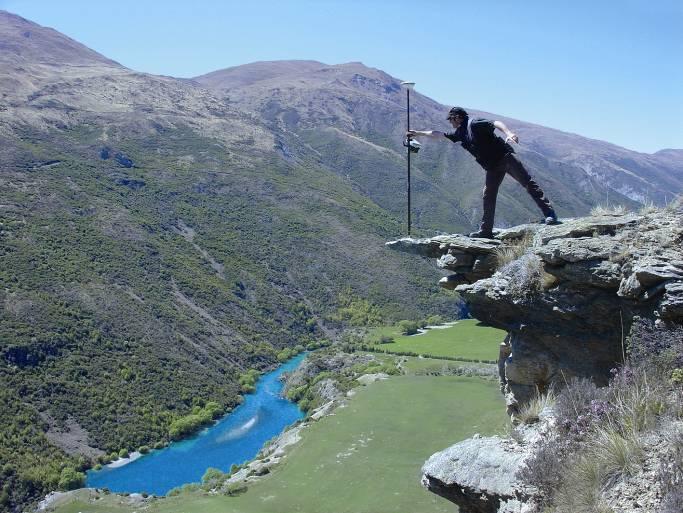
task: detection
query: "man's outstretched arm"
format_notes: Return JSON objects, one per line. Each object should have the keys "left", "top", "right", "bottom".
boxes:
{"left": 493, "top": 121, "right": 519, "bottom": 143}
{"left": 406, "top": 130, "right": 446, "bottom": 140}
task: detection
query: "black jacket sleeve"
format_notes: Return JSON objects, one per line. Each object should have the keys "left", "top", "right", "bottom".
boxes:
{"left": 444, "top": 131, "right": 461, "bottom": 143}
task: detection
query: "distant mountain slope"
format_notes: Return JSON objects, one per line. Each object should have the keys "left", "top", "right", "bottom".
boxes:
{"left": 0, "top": 11, "right": 121, "bottom": 67}
{"left": 195, "top": 60, "right": 683, "bottom": 227}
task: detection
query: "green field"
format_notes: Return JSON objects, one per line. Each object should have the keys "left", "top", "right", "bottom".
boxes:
{"left": 53, "top": 372, "right": 507, "bottom": 513}
{"left": 368, "top": 319, "right": 505, "bottom": 361}
{"left": 399, "top": 356, "right": 495, "bottom": 375}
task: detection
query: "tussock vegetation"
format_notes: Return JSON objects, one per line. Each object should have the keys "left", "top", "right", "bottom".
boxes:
{"left": 519, "top": 320, "right": 683, "bottom": 512}
{"left": 664, "top": 193, "right": 683, "bottom": 212}
{"left": 515, "top": 389, "right": 556, "bottom": 425}
{"left": 591, "top": 426, "right": 644, "bottom": 481}
{"left": 639, "top": 200, "right": 659, "bottom": 215}
{"left": 493, "top": 233, "right": 544, "bottom": 300}
{"left": 590, "top": 204, "right": 629, "bottom": 216}
{"left": 499, "top": 254, "right": 544, "bottom": 300}
{"left": 494, "top": 233, "right": 535, "bottom": 270}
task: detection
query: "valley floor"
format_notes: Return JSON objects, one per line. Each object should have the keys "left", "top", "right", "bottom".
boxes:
{"left": 49, "top": 359, "right": 507, "bottom": 513}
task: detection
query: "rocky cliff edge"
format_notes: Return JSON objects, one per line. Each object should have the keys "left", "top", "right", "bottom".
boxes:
{"left": 387, "top": 206, "right": 683, "bottom": 511}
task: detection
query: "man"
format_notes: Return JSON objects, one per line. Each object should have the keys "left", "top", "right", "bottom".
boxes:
{"left": 407, "top": 107, "right": 557, "bottom": 238}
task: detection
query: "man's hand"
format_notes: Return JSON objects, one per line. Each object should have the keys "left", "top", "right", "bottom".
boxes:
{"left": 494, "top": 121, "right": 519, "bottom": 144}
{"left": 406, "top": 130, "right": 444, "bottom": 139}
{"left": 505, "top": 132, "right": 519, "bottom": 144}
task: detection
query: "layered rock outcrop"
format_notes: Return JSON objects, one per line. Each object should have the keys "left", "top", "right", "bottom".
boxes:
{"left": 387, "top": 207, "right": 683, "bottom": 512}
{"left": 388, "top": 209, "right": 682, "bottom": 410}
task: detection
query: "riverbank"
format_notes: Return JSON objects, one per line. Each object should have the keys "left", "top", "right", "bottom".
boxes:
{"left": 48, "top": 350, "right": 506, "bottom": 513}
{"left": 83, "top": 353, "right": 307, "bottom": 495}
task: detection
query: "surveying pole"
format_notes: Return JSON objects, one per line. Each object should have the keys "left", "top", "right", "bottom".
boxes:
{"left": 401, "top": 81, "right": 415, "bottom": 236}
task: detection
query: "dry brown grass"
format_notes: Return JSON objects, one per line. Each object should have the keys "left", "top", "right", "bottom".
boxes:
{"left": 639, "top": 201, "right": 659, "bottom": 215}
{"left": 494, "top": 233, "right": 535, "bottom": 270}
{"left": 590, "top": 204, "right": 629, "bottom": 216}
{"left": 500, "top": 254, "right": 544, "bottom": 299}
{"left": 664, "top": 194, "right": 683, "bottom": 212}
{"left": 516, "top": 389, "right": 556, "bottom": 425}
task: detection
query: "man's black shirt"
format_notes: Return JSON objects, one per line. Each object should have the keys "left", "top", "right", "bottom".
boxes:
{"left": 444, "top": 117, "right": 514, "bottom": 170}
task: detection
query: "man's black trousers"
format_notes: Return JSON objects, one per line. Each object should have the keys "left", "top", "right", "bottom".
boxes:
{"left": 479, "top": 153, "right": 554, "bottom": 234}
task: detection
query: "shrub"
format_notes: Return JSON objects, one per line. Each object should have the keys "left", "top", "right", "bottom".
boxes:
{"left": 168, "top": 402, "right": 223, "bottom": 440}
{"left": 378, "top": 335, "right": 394, "bottom": 344}
{"left": 517, "top": 438, "right": 565, "bottom": 501}
{"left": 277, "top": 348, "right": 295, "bottom": 362}
{"left": 239, "top": 369, "right": 261, "bottom": 393}
{"left": 57, "top": 467, "right": 85, "bottom": 491}
{"left": 118, "top": 449, "right": 129, "bottom": 459}
{"left": 425, "top": 315, "right": 444, "bottom": 326}
{"left": 138, "top": 445, "right": 150, "bottom": 454}
{"left": 224, "top": 481, "right": 248, "bottom": 496}
{"left": 202, "top": 467, "right": 226, "bottom": 487}
{"left": 334, "top": 289, "right": 384, "bottom": 327}
{"left": 397, "top": 320, "right": 419, "bottom": 335}
{"left": 555, "top": 377, "right": 608, "bottom": 439}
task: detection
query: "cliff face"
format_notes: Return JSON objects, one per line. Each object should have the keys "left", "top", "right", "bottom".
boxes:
{"left": 389, "top": 208, "right": 682, "bottom": 410}
{"left": 387, "top": 206, "right": 683, "bottom": 511}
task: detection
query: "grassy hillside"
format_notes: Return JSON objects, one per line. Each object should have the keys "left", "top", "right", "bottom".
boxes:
{"left": 0, "top": 122, "right": 459, "bottom": 511}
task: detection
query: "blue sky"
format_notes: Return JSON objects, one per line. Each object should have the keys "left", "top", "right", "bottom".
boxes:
{"left": 3, "top": 0, "right": 681, "bottom": 153}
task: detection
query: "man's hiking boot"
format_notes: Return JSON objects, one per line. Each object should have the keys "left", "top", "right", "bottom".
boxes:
{"left": 439, "top": 275, "right": 461, "bottom": 290}
{"left": 468, "top": 230, "right": 495, "bottom": 239}
{"left": 543, "top": 211, "right": 559, "bottom": 225}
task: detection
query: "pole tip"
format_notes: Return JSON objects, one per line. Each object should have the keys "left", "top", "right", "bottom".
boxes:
{"left": 401, "top": 81, "right": 415, "bottom": 90}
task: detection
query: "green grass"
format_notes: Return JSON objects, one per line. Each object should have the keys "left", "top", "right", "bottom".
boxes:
{"left": 53, "top": 373, "right": 507, "bottom": 513}
{"left": 368, "top": 319, "right": 505, "bottom": 361}
{"left": 399, "top": 356, "right": 494, "bottom": 374}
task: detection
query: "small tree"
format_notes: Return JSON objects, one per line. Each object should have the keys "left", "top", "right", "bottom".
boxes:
{"left": 57, "top": 467, "right": 85, "bottom": 491}
{"left": 379, "top": 335, "right": 394, "bottom": 344}
{"left": 398, "top": 320, "right": 419, "bottom": 335}
{"left": 426, "top": 315, "right": 444, "bottom": 326}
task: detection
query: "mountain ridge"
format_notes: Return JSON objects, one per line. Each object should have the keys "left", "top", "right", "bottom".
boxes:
{"left": 0, "top": 10, "right": 122, "bottom": 68}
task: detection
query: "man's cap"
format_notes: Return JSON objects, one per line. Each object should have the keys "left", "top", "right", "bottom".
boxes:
{"left": 447, "top": 107, "right": 468, "bottom": 120}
